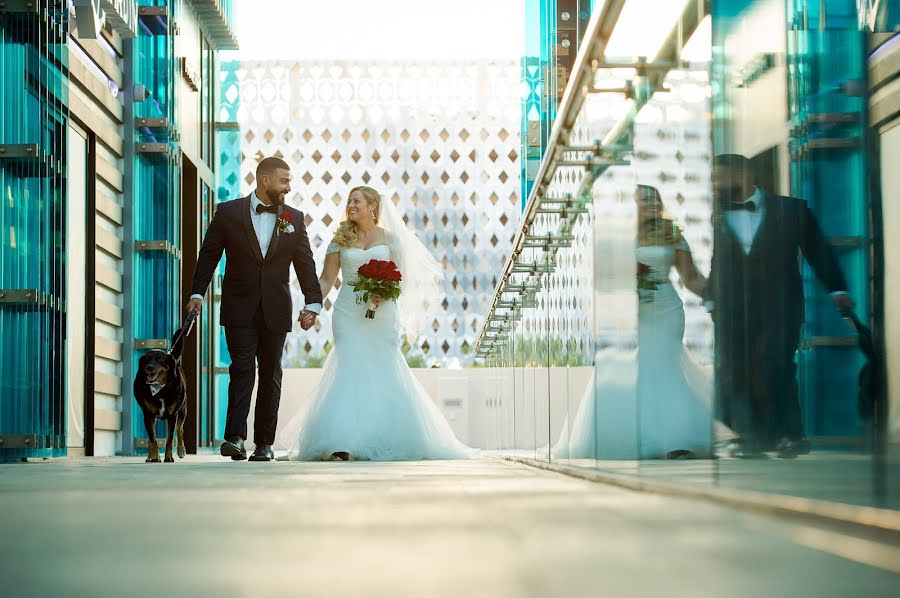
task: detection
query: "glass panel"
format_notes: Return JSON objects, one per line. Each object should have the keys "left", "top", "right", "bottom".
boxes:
{"left": 880, "top": 120, "right": 900, "bottom": 504}
{"left": 200, "top": 35, "right": 214, "bottom": 167}
{"left": 132, "top": 0, "right": 182, "bottom": 451}
{"left": 546, "top": 228, "right": 569, "bottom": 464}
{"left": 707, "top": 0, "right": 884, "bottom": 506}
{"left": 629, "top": 60, "right": 716, "bottom": 481}
{"left": 512, "top": 248, "right": 530, "bottom": 458}
{"left": 589, "top": 164, "right": 639, "bottom": 474}
{"left": 214, "top": 59, "right": 242, "bottom": 446}
{"left": 481, "top": 0, "right": 896, "bottom": 510}
{"left": 535, "top": 244, "right": 551, "bottom": 459}
{"left": 522, "top": 1, "right": 595, "bottom": 206}
{"left": 0, "top": 3, "right": 69, "bottom": 460}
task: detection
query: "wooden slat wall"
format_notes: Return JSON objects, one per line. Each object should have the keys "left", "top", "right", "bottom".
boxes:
{"left": 69, "top": 27, "right": 127, "bottom": 454}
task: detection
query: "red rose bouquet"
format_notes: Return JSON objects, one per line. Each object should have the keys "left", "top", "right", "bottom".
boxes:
{"left": 636, "top": 262, "right": 662, "bottom": 303}
{"left": 352, "top": 259, "right": 403, "bottom": 319}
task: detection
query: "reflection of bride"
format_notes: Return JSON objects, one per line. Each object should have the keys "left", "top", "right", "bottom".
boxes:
{"left": 553, "top": 185, "right": 715, "bottom": 459}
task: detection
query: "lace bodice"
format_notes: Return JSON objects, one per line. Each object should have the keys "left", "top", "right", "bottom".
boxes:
{"left": 328, "top": 243, "right": 393, "bottom": 278}
{"left": 636, "top": 240, "right": 688, "bottom": 280}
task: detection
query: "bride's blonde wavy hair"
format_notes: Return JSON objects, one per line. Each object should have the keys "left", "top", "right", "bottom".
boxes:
{"left": 636, "top": 184, "right": 683, "bottom": 247}
{"left": 332, "top": 186, "right": 382, "bottom": 248}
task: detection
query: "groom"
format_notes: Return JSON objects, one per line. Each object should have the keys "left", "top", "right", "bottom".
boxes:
{"left": 185, "top": 157, "right": 322, "bottom": 462}
{"left": 706, "top": 154, "right": 853, "bottom": 459}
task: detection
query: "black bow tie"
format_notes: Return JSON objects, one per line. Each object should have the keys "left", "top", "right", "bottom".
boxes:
{"left": 255, "top": 203, "right": 279, "bottom": 215}
{"left": 728, "top": 201, "right": 756, "bottom": 212}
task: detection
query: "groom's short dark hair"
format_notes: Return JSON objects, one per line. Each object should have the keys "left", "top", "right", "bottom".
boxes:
{"left": 257, "top": 157, "right": 290, "bottom": 180}
{"left": 713, "top": 154, "right": 750, "bottom": 172}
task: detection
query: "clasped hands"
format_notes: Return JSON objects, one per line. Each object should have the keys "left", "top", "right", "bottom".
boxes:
{"left": 298, "top": 310, "right": 317, "bottom": 330}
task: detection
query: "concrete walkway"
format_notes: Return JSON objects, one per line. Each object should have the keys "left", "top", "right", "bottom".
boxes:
{"left": 1, "top": 457, "right": 898, "bottom": 598}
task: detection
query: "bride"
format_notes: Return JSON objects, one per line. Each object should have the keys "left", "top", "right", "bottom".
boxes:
{"left": 631, "top": 184, "right": 714, "bottom": 458}
{"left": 276, "top": 186, "right": 475, "bottom": 461}
{"left": 552, "top": 184, "right": 715, "bottom": 459}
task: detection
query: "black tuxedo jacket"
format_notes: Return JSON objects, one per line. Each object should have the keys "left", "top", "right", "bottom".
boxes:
{"left": 707, "top": 191, "right": 847, "bottom": 334}
{"left": 190, "top": 195, "right": 322, "bottom": 332}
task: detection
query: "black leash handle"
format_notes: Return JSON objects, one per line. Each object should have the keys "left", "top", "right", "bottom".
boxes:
{"left": 168, "top": 309, "right": 199, "bottom": 358}
{"left": 841, "top": 308, "right": 867, "bottom": 336}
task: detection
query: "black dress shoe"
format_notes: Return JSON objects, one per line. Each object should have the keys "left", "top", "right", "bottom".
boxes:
{"left": 249, "top": 444, "right": 274, "bottom": 462}
{"left": 666, "top": 449, "right": 696, "bottom": 459}
{"left": 775, "top": 437, "right": 810, "bottom": 459}
{"left": 732, "top": 446, "right": 768, "bottom": 459}
{"left": 727, "top": 438, "right": 767, "bottom": 459}
{"left": 220, "top": 439, "right": 247, "bottom": 461}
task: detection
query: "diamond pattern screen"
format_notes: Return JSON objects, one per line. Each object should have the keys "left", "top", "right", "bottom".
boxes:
{"left": 231, "top": 60, "right": 522, "bottom": 366}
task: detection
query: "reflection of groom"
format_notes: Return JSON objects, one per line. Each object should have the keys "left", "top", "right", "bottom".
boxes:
{"left": 185, "top": 157, "right": 323, "bottom": 462}
{"left": 707, "top": 154, "right": 853, "bottom": 458}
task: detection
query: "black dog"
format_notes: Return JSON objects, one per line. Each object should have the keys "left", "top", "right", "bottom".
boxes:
{"left": 133, "top": 312, "right": 196, "bottom": 463}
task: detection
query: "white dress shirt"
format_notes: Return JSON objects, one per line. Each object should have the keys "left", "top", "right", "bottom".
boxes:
{"left": 250, "top": 191, "right": 277, "bottom": 258}
{"left": 191, "top": 192, "right": 322, "bottom": 315}
{"left": 704, "top": 187, "right": 846, "bottom": 311}
{"left": 725, "top": 187, "right": 765, "bottom": 255}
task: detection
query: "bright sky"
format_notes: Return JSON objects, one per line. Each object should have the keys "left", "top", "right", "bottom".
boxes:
{"left": 604, "top": 0, "right": 693, "bottom": 59}
{"left": 232, "top": 0, "right": 526, "bottom": 61}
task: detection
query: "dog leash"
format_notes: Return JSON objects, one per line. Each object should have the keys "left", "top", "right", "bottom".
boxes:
{"left": 168, "top": 309, "right": 199, "bottom": 361}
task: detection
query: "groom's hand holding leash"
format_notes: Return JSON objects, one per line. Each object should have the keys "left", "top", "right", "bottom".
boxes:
{"left": 186, "top": 297, "right": 203, "bottom": 316}
{"left": 299, "top": 310, "right": 317, "bottom": 330}
{"left": 833, "top": 293, "right": 855, "bottom": 315}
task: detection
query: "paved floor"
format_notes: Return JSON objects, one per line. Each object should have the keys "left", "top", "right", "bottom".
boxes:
{"left": 559, "top": 452, "right": 900, "bottom": 509}
{"left": 1, "top": 457, "right": 898, "bottom": 598}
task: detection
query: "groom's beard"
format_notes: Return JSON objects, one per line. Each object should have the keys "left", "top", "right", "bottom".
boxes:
{"left": 265, "top": 188, "right": 286, "bottom": 206}
{"left": 713, "top": 183, "right": 744, "bottom": 207}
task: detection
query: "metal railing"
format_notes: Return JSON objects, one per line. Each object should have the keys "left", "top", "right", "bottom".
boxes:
{"left": 475, "top": 0, "right": 709, "bottom": 358}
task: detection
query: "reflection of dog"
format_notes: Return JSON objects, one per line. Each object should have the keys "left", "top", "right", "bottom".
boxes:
{"left": 133, "top": 312, "right": 196, "bottom": 463}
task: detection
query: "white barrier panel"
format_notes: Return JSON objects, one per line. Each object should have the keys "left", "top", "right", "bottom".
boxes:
{"left": 244, "top": 367, "right": 594, "bottom": 450}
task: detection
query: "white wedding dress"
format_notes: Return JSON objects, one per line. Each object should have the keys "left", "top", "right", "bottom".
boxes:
{"left": 276, "top": 240, "right": 475, "bottom": 461}
{"left": 552, "top": 242, "right": 714, "bottom": 459}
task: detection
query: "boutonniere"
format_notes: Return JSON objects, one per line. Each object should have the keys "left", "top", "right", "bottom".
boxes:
{"left": 277, "top": 211, "right": 295, "bottom": 234}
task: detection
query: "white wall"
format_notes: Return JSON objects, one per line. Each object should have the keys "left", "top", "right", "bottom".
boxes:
{"left": 249, "top": 367, "right": 594, "bottom": 450}
{"left": 67, "top": 125, "right": 88, "bottom": 452}
{"left": 880, "top": 121, "right": 900, "bottom": 444}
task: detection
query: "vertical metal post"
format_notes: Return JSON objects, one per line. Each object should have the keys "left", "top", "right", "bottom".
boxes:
{"left": 120, "top": 37, "right": 135, "bottom": 456}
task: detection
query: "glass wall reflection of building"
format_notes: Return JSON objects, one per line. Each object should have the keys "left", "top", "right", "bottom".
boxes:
{"left": 0, "top": 1, "right": 239, "bottom": 460}
{"left": 521, "top": 1, "right": 595, "bottom": 205}
{"left": 477, "top": 0, "right": 900, "bottom": 508}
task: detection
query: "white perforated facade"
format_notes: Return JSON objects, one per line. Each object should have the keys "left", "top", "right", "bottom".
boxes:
{"left": 233, "top": 60, "right": 522, "bottom": 366}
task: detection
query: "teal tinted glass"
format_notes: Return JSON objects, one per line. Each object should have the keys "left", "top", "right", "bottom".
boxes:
{"left": 0, "top": 2, "right": 70, "bottom": 460}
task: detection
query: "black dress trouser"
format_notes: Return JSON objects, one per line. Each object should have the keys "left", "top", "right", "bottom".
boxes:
{"left": 718, "top": 308, "right": 804, "bottom": 448}
{"left": 223, "top": 303, "right": 287, "bottom": 445}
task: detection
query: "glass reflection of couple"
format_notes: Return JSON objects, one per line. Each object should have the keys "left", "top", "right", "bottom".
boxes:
{"left": 556, "top": 154, "right": 853, "bottom": 460}
{"left": 553, "top": 184, "right": 715, "bottom": 460}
